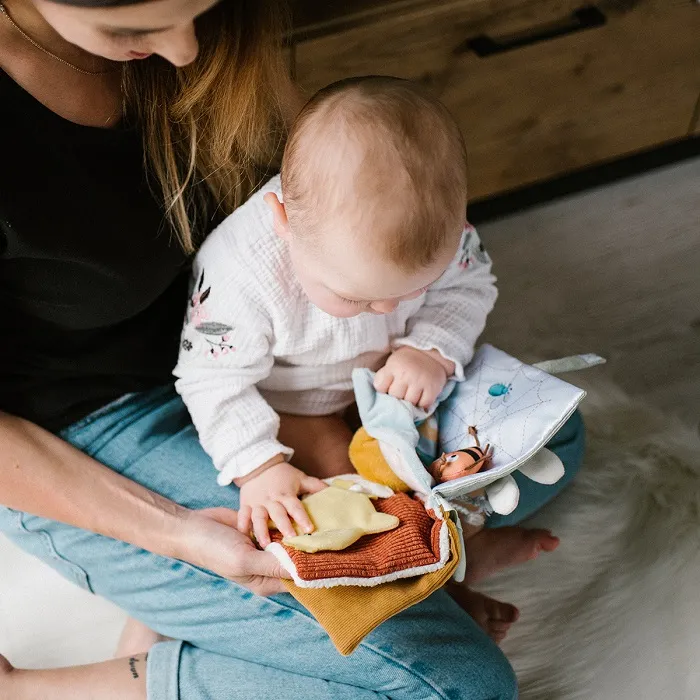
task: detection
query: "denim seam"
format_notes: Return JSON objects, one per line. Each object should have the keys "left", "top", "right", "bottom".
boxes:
{"left": 59, "top": 392, "right": 139, "bottom": 437}
{"left": 67, "top": 399, "right": 183, "bottom": 463}
{"left": 11, "top": 509, "right": 94, "bottom": 593}
{"left": 147, "top": 640, "right": 183, "bottom": 700}
{"left": 59, "top": 385, "right": 176, "bottom": 445}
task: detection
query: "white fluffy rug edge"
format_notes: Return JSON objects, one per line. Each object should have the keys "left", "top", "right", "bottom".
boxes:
{"left": 477, "top": 377, "right": 700, "bottom": 699}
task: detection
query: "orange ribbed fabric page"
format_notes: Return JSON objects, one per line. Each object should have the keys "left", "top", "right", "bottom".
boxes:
{"left": 274, "top": 492, "right": 442, "bottom": 581}
{"left": 282, "top": 518, "right": 460, "bottom": 655}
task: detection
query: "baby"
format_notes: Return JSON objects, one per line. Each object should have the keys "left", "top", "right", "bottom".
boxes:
{"left": 174, "top": 76, "right": 497, "bottom": 546}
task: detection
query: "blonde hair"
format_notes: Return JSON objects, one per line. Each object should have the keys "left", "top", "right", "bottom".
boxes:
{"left": 123, "top": 0, "right": 294, "bottom": 254}
{"left": 281, "top": 76, "right": 467, "bottom": 272}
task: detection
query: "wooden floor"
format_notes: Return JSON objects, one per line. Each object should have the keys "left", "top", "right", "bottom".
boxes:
{"left": 479, "top": 157, "right": 700, "bottom": 432}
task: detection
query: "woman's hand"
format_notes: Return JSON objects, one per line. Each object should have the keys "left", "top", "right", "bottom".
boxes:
{"left": 177, "top": 507, "right": 289, "bottom": 596}
{"left": 0, "top": 411, "right": 288, "bottom": 596}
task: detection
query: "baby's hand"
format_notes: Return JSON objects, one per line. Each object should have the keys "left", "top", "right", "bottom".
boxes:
{"left": 374, "top": 346, "right": 455, "bottom": 410}
{"left": 236, "top": 460, "right": 326, "bottom": 548}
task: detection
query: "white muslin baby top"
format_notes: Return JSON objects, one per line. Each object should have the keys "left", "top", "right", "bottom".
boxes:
{"left": 174, "top": 176, "right": 497, "bottom": 486}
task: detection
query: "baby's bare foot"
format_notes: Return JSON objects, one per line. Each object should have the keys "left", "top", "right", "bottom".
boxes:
{"left": 115, "top": 618, "right": 171, "bottom": 657}
{"left": 0, "top": 654, "right": 12, "bottom": 675}
{"left": 465, "top": 526, "right": 559, "bottom": 584}
{"left": 0, "top": 655, "right": 19, "bottom": 697}
{"left": 448, "top": 586, "right": 519, "bottom": 644}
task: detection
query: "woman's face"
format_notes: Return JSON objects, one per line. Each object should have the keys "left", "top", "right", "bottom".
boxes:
{"left": 35, "top": 0, "right": 219, "bottom": 65}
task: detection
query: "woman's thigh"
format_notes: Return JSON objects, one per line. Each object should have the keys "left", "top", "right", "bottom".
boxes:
{"left": 0, "top": 386, "right": 516, "bottom": 700}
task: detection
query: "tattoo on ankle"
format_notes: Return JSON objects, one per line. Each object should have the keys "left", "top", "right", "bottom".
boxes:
{"left": 128, "top": 657, "right": 140, "bottom": 680}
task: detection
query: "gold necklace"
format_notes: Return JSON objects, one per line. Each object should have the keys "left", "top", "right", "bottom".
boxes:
{"left": 0, "top": 2, "right": 117, "bottom": 76}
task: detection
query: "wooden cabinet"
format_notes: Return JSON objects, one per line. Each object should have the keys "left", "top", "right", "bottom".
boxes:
{"left": 290, "top": 0, "right": 700, "bottom": 200}
{"left": 692, "top": 92, "right": 700, "bottom": 136}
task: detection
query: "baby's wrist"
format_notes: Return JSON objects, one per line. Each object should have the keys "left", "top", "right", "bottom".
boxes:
{"left": 394, "top": 345, "right": 455, "bottom": 377}
{"left": 233, "top": 453, "right": 286, "bottom": 487}
{"left": 423, "top": 348, "right": 455, "bottom": 377}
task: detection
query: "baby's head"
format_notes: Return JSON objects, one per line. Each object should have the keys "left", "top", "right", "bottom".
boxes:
{"left": 267, "top": 76, "right": 467, "bottom": 318}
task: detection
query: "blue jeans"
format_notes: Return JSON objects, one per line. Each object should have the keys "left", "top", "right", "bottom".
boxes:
{"left": 0, "top": 386, "right": 584, "bottom": 700}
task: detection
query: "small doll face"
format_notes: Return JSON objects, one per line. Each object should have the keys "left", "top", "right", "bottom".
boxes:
{"left": 429, "top": 449, "right": 489, "bottom": 483}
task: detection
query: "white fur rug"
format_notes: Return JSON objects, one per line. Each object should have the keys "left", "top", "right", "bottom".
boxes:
{"left": 478, "top": 377, "right": 700, "bottom": 699}
{"left": 1, "top": 378, "right": 699, "bottom": 697}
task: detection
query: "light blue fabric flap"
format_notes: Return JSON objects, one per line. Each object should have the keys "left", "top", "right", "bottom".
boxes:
{"left": 352, "top": 369, "right": 438, "bottom": 494}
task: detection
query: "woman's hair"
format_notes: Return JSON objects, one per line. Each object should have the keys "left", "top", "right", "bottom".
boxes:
{"left": 51, "top": 0, "right": 293, "bottom": 253}
{"left": 124, "top": 0, "right": 293, "bottom": 253}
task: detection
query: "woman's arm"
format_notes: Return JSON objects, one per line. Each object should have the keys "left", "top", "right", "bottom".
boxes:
{"left": 0, "top": 411, "right": 286, "bottom": 594}
{"left": 0, "top": 411, "right": 185, "bottom": 550}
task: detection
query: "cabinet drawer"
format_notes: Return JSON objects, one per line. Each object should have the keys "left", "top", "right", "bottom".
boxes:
{"left": 293, "top": 0, "right": 700, "bottom": 199}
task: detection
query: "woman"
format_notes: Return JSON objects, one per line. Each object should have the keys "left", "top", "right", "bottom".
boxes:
{"left": 0, "top": 0, "right": 586, "bottom": 696}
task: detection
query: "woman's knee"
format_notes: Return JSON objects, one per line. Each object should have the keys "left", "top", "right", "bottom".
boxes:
{"left": 465, "top": 652, "right": 518, "bottom": 700}
{"left": 354, "top": 628, "right": 517, "bottom": 700}
{"left": 427, "top": 648, "right": 517, "bottom": 700}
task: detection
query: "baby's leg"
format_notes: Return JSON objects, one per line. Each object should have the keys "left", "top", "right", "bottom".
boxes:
{"left": 446, "top": 585, "right": 519, "bottom": 645}
{"left": 278, "top": 413, "right": 355, "bottom": 479}
{"left": 458, "top": 487, "right": 560, "bottom": 583}
{"left": 464, "top": 526, "right": 560, "bottom": 584}
{"left": 116, "top": 618, "right": 172, "bottom": 657}
{"left": 453, "top": 518, "right": 556, "bottom": 642}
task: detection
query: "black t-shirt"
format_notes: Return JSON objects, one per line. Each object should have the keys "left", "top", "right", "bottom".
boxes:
{"left": 0, "top": 69, "right": 193, "bottom": 431}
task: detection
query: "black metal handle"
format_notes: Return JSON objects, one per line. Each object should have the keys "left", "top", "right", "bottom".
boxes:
{"left": 458, "top": 5, "right": 606, "bottom": 58}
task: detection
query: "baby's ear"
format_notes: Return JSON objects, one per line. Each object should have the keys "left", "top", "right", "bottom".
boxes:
{"left": 264, "top": 192, "right": 291, "bottom": 240}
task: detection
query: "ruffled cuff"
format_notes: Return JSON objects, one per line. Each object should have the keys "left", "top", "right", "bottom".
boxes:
{"left": 392, "top": 335, "right": 470, "bottom": 382}
{"left": 216, "top": 439, "right": 294, "bottom": 486}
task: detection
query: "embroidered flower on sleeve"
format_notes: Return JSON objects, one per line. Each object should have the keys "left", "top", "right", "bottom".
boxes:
{"left": 195, "top": 323, "right": 236, "bottom": 358}
{"left": 458, "top": 227, "right": 474, "bottom": 269}
{"left": 189, "top": 271, "right": 211, "bottom": 326}
{"left": 458, "top": 222, "right": 491, "bottom": 269}
{"left": 187, "top": 270, "right": 237, "bottom": 358}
